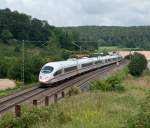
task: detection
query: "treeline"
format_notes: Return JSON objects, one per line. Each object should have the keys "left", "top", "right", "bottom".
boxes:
{"left": 0, "top": 8, "right": 78, "bottom": 50}
{"left": 0, "top": 8, "right": 54, "bottom": 42}
{"left": 62, "top": 26, "right": 150, "bottom": 50}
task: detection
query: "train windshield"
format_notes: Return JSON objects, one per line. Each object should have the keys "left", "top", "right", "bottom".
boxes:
{"left": 41, "top": 66, "right": 54, "bottom": 74}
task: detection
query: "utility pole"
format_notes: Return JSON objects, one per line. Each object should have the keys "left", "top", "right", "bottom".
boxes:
{"left": 78, "top": 45, "right": 81, "bottom": 54}
{"left": 22, "top": 40, "right": 25, "bottom": 85}
{"left": 72, "top": 41, "right": 82, "bottom": 54}
{"left": 21, "top": 40, "right": 48, "bottom": 85}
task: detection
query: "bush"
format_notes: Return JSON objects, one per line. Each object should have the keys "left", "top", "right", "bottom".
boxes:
{"left": 90, "top": 75, "right": 123, "bottom": 91}
{"left": 0, "top": 57, "right": 17, "bottom": 78}
{"left": 128, "top": 52, "right": 147, "bottom": 76}
{"left": 66, "top": 86, "right": 82, "bottom": 96}
{"left": 8, "top": 59, "right": 22, "bottom": 81}
{"left": 90, "top": 80, "right": 102, "bottom": 90}
{"left": 90, "top": 80, "right": 113, "bottom": 91}
{"left": 106, "top": 75, "right": 121, "bottom": 88}
{"left": 70, "top": 86, "right": 81, "bottom": 94}
{"left": 90, "top": 68, "right": 128, "bottom": 92}
{"left": 0, "top": 58, "right": 8, "bottom": 78}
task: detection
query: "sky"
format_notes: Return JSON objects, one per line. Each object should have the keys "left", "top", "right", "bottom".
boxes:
{"left": 0, "top": 0, "right": 150, "bottom": 27}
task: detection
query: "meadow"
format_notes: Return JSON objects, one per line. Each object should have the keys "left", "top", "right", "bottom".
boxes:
{"left": 0, "top": 68, "right": 149, "bottom": 128}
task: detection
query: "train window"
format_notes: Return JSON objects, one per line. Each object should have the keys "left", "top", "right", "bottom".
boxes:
{"left": 95, "top": 60, "right": 102, "bottom": 64}
{"left": 64, "top": 66, "right": 77, "bottom": 72}
{"left": 54, "top": 70, "right": 62, "bottom": 76}
{"left": 82, "top": 62, "right": 93, "bottom": 67}
{"left": 113, "top": 58, "right": 116, "bottom": 61}
{"left": 41, "top": 66, "right": 53, "bottom": 74}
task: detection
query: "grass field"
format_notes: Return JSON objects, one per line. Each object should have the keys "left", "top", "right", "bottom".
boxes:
{"left": 0, "top": 71, "right": 149, "bottom": 128}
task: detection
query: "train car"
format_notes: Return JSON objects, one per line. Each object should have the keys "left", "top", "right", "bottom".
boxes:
{"left": 39, "top": 54, "right": 122, "bottom": 85}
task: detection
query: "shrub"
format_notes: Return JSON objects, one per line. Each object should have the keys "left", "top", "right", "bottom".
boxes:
{"left": 72, "top": 86, "right": 81, "bottom": 94}
{"left": 90, "top": 75, "right": 124, "bottom": 92}
{"left": 90, "top": 80, "right": 112, "bottom": 91}
{"left": 106, "top": 75, "right": 121, "bottom": 88}
{"left": 67, "top": 86, "right": 82, "bottom": 96}
{"left": 107, "top": 75, "right": 124, "bottom": 91}
{"left": 90, "top": 68, "right": 128, "bottom": 92}
{"left": 0, "top": 58, "right": 8, "bottom": 78}
{"left": 8, "top": 59, "right": 22, "bottom": 81}
{"left": 128, "top": 52, "right": 147, "bottom": 76}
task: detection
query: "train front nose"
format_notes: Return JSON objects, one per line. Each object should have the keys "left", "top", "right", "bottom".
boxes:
{"left": 39, "top": 74, "right": 54, "bottom": 84}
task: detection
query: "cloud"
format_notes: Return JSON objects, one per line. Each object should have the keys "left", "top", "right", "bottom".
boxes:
{"left": 0, "top": 0, "right": 150, "bottom": 26}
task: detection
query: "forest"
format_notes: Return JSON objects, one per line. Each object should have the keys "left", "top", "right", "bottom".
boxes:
{"left": 0, "top": 8, "right": 78, "bottom": 50}
{"left": 62, "top": 26, "right": 150, "bottom": 50}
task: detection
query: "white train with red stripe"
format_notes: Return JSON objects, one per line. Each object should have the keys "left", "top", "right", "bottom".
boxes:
{"left": 39, "top": 54, "right": 122, "bottom": 85}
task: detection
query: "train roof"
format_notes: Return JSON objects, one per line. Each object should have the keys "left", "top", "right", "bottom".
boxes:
{"left": 43, "top": 57, "right": 95, "bottom": 71}
{"left": 42, "top": 54, "right": 121, "bottom": 72}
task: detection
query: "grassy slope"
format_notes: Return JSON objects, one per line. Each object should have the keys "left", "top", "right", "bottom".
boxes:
{"left": 1, "top": 72, "right": 149, "bottom": 128}
{"left": 35, "top": 76, "right": 148, "bottom": 128}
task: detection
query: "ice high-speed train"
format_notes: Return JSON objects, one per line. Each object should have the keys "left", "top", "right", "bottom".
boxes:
{"left": 39, "top": 54, "right": 122, "bottom": 85}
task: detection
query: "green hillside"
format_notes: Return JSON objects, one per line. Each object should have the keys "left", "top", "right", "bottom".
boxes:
{"left": 62, "top": 26, "right": 150, "bottom": 50}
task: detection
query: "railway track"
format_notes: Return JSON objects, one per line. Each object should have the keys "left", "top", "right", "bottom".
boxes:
{"left": 0, "top": 60, "right": 127, "bottom": 114}
{"left": 0, "top": 87, "right": 46, "bottom": 112}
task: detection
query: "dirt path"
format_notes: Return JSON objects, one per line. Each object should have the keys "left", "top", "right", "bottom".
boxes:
{"left": 0, "top": 79, "right": 16, "bottom": 90}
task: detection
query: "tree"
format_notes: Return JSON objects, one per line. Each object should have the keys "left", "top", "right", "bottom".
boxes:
{"left": 97, "top": 39, "right": 108, "bottom": 46}
{"left": 1, "top": 29, "right": 13, "bottom": 42}
{"left": 0, "top": 58, "right": 8, "bottom": 78}
{"left": 128, "top": 52, "right": 147, "bottom": 76}
{"left": 59, "top": 32, "right": 75, "bottom": 50}
{"left": 8, "top": 59, "right": 22, "bottom": 81}
{"left": 0, "top": 8, "right": 54, "bottom": 43}
{"left": 8, "top": 55, "right": 46, "bottom": 83}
